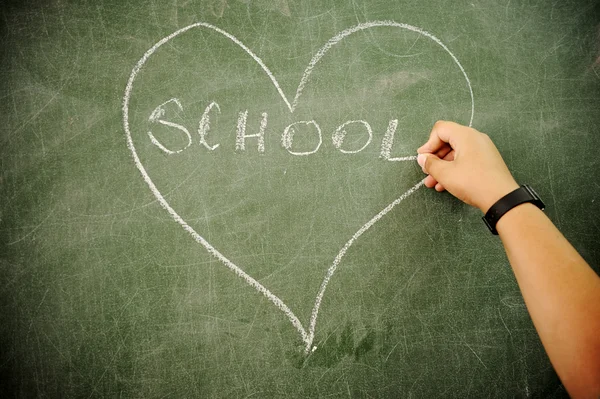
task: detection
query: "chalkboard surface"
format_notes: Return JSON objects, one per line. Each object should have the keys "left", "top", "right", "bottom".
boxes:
{"left": 1, "top": 1, "right": 599, "bottom": 397}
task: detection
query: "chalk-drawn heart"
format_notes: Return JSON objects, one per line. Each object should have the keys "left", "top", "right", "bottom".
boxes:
{"left": 123, "top": 21, "right": 474, "bottom": 353}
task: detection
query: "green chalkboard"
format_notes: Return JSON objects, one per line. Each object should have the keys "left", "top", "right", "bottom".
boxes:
{"left": 1, "top": 0, "right": 599, "bottom": 397}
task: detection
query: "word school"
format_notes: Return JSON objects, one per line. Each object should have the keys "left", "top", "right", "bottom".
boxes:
{"left": 147, "top": 98, "right": 414, "bottom": 161}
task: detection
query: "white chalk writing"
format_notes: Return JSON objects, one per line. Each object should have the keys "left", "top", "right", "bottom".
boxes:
{"left": 198, "top": 101, "right": 221, "bottom": 151}
{"left": 147, "top": 98, "right": 192, "bottom": 155}
{"left": 332, "top": 120, "right": 373, "bottom": 154}
{"left": 236, "top": 110, "right": 267, "bottom": 153}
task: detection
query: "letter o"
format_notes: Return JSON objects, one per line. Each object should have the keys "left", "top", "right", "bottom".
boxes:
{"left": 332, "top": 120, "right": 373, "bottom": 154}
{"left": 281, "top": 120, "right": 322, "bottom": 156}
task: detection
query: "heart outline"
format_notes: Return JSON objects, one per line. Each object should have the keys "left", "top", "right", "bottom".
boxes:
{"left": 122, "top": 21, "right": 474, "bottom": 353}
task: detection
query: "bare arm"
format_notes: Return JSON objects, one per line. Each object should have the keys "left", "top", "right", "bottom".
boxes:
{"left": 417, "top": 121, "right": 600, "bottom": 398}
{"left": 497, "top": 203, "right": 600, "bottom": 398}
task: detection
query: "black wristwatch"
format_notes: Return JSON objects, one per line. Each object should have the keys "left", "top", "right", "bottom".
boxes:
{"left": 483, "top": 185, "right": 545, "bottom": 235}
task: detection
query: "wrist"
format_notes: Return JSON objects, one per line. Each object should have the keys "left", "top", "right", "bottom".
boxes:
{"left": 495, "top": 202, "right": 540, "bottom": 233}
{"left": 482, "top": 184, "right": 546, "bottom": 235}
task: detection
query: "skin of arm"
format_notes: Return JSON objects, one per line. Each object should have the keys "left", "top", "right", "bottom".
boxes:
{"left": 416, "top": 121, "right": 600, "bottom": 399}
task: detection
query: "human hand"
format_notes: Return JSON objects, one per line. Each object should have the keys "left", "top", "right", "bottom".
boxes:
{"left": 416, "top": 121, "right": 519, "bottom": 213}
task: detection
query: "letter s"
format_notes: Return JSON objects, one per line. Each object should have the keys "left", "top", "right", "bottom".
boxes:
{"left": 147, "top": 98, "right": 192, "bottom": 155}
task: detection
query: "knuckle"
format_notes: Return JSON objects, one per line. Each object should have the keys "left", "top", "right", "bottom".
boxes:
{"left": 433, "top": 120, "right": 449, "bottom": 130}
{"left": 479, "top": 132, "right": 494, "bottom": 144}
{"left": 423, "top": 156, "right": 432, "bottom": 169}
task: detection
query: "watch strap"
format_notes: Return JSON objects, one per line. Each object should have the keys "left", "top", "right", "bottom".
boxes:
{"left": 482, "top": 185, "right": 545, "bottom": 235}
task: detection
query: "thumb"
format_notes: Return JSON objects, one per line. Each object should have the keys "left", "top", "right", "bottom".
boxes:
{"left": 417, "top": 153, "right": 448, "bottom": 181}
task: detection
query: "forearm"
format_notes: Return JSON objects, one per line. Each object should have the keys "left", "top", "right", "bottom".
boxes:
{"left": 497, "top": 203, "right": 600, "bottom": 398}
{"left": 416, "top": 121, "right": 600, "bottom": 395}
